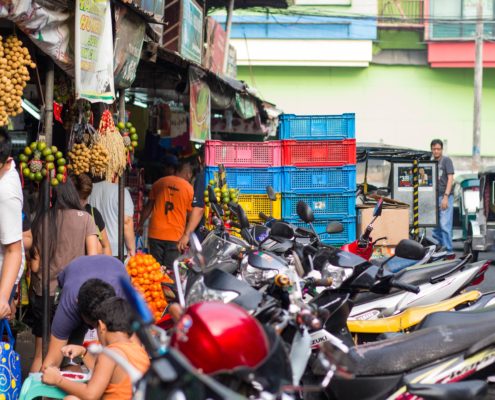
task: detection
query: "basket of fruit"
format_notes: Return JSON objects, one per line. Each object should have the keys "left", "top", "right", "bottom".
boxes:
{"left": 125, "top": 254, "right": 174, "bottom": 320}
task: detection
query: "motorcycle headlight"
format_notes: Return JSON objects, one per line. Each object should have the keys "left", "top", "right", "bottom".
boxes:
{"left": 185, "top": 276, "right": 239, "bottom": 307}
{"left": 321, "top": 264, "right": 353, "bottom": 289}
{"left": 240, "top": 257, "right": 278, "bottom": 287}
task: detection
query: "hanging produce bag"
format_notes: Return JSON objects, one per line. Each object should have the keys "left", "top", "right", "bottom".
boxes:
{"left": 0, "top": 320, "right": 21, "bottom": 399}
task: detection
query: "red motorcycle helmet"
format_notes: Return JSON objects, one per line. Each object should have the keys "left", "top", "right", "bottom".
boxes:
{"left": 170, "top": 301, "right": 270, "bottom": 374}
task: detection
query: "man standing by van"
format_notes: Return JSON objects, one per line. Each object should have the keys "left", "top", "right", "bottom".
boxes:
{"left": 431, "top": 139, "right": 454, "bottom": 252}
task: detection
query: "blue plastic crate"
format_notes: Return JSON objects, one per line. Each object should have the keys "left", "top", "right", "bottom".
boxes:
{"left": 205, "top": 166, "right": 282, "bottom": 194}
{"left": 287, "top": 217, "right": 356, "bottom": 245}
{"left": 279, "top": 114, "right": 355, "bottom": 141}
{"left": 282, "top": 192, "right": 356, "bottom": 220}
{"left": 282, "top": 166, "right": 356, "bottom": 193}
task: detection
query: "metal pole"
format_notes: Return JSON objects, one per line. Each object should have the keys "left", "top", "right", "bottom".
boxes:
{"left": 472, "top": 0, "right": 483, "bottom": 172}
{"left": 42, "top": 59, "right": 54, "bottom": 360}
{"left": 413, "top": 159, "right": 419, "bottom": 240}
{"left": 118, "top": 89, "right": 125, "bottom": 262}
{"left": 222, "top": 0, "right": 235, "bottom": 74}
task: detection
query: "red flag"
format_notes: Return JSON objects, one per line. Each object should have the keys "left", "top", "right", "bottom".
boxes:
{"left": 53, "top": 101, "right": 63, "bottom": 123}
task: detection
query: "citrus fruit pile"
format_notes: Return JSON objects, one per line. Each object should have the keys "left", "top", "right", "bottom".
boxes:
{"left": 20, "top": 141, "right": 66, "bottom": 186}
{"left": 126, "top": 254, "right": 174, "bottom": 319}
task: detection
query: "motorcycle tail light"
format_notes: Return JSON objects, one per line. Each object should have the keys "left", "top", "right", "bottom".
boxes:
{"left": 470, "top": 260, "right": 490, "bottom": 286}
{"left": 446, "top": 253, "right": 456, "bottom": 260}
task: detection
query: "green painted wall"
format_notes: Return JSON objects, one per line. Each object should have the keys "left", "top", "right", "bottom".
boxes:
{"left": 238, "top": 65, "right": 495, "bottom": 156}
{"left": 374, "top": 30, "right": 426, "bottom": 52}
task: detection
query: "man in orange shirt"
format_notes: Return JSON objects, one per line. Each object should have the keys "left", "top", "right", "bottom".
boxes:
{"left": 136, "top": 163, "right": 193, "bottom": 268}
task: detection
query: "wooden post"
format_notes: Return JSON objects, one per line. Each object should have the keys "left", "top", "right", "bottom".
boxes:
{"left": 42, "top": 59, "right": 54, "bottom": 360}
{"left": 118, "top": 89, "right": 126, "bottom": 262}
{"left": 472, "top": 0, "right": 483, "bottom": 172}
{"left": 413, "top": 159, "right": 419, "bottom": 240}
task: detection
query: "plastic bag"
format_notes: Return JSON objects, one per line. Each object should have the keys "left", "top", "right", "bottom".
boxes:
{"left": 0, "top": 319, "right": 21, "bottom": 399}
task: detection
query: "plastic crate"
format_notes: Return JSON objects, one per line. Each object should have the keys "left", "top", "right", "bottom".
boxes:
{"left": 287, "top": 217, "right": 356, "bottom": 245}
{"left": 282, "top": 140, "right": 356, "bottom": 167}
{"left": 205, "top": 140, "right": 282, "bottom": 168}
{"left": 238, "top": 193, "right": 282, "bottom": 221}
{"left": 279, "top": 114, "right": 355, "bottom": 141}
{"left": 282, "top": 192, "right": 356, "bottom": 220}
{"left": 206, "top": 166, "right": 282, "bottom": 194}
{"left": 282, "top": 166, "right": 356, "bottom": 193}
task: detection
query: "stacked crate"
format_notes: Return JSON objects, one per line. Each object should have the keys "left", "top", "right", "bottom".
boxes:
{"left": 204, "top": 141, "right": 283, "bottom": 223}
{"left": 280, "top": 114, "right": 357, "bottom": 246}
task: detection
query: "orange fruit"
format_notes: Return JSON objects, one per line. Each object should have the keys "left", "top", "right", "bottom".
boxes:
{"left": 146, "top": 266, "right": 153, "bottom": 272}
{"left": 129, "top": 260, "right": 137, "bottom": 269}
{"left": 152, "top": 291, "right": 159, "bottom": 298}
{"left": 130, "top": 268, "right": 138, "bottom": 276}
{"left": 139, "top": 278, "right": 144, "bottom": 285}
{"left": 137, "top": 267, "right": 144, "bottom": 274}
{"left": 144, "top": 279, "right": 150, "bottom": 285}
{"left": 143, "top": 273, "right": 149, "bottom": 280}
{"left": 146, "top": 297, "right": 152, "bottom": 303}
{"left": 143, "top": 285, "right": 150, "bottom": 291}
{"left": 144, "top": 290, "right": 151, "bottom": 297}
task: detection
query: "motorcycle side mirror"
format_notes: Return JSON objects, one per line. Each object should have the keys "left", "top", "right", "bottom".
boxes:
{"left": 373, "top": 197, "right": 384, "bottom": 217}
{"left": 208, "top": 185, "right": 217, "bottom": 203}
{"left": 266, "top": 185, "right": 277, "bottom": 201}
{"left": 326, "top": 223, "right": 344, "bottom": 234}
{"left": 270, "top": 222, "right": 294, "bottom": 241}
{"left": 395, "top": 239, "right": 425, "bottom": 260}
{"left": 237, "top": 204, "right": 250, "bottom": 230}
{"left": 297, "top": 201, "right": 315, "bottom": 224}
{"left": 210, "top": 202, "right": 224, "bottom": 217}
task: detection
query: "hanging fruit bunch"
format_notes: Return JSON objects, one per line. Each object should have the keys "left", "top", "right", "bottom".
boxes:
{"left": 116, "top": 121, "right": 138, "bottom": 153}
{"left": 94, "top": 110, "right": 126, "bottom": 181}
{"left": 0, "top": 34, "right": 36, "bottom": 125}
{"left": 126, "top": 254, "right": 174, "bottom": 320}
{"left": 67, "top": 143, "right": 91, "bottom": 175}
{"left": 54, "top": 80, "right": 70, "bottom": 104}
{"left": 63, "top": 103, "right": 77, "bottom": 130}
{"left": 89, "top": 142, "right": 109, "bottom": 176}
{"left": 20, "top": 142, "right": 66, "bottom": 186}
{"left": 205, "top": 174, "right": 240, "bottom": 224}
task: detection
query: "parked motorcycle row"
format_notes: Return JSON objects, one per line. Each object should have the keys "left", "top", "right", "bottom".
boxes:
{"left": 95, "top": 187, "right": 495, "bottom": 400}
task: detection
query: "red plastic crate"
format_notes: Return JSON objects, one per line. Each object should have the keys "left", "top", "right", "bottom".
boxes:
{"left": 205, "top": 140, "right": 282, "bottom": 168}
{"left": 281, "top": 139, "right": 356, "bottom": 167}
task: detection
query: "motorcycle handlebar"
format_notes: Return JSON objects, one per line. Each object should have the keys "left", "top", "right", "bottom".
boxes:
{"left": 298, "top": 311, "right": 321, "bottom": 330}
{"left": 390, "top": 278, "right": 420, "bottom": 294}
{"left": 259, "top": 212, "right": 277, "bottom": 222}
{"left": 303, "top": 245, "right": 318, "bottom": 256}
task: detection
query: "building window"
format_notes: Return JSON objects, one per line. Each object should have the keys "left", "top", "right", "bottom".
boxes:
{"left": 430, "top": 0, "right": 495, "bottom": 40}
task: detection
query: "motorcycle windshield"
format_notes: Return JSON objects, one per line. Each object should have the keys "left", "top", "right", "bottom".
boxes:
{"left": 202, "top": 233, "right": 244, "bottom": 267}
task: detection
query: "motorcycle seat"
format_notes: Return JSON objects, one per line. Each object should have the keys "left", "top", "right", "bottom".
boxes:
{"left": 416, "top": 303, "right": 495, "bottom": 330}
{"left": 393, "top": 259, "right": 461, "bottom": 287}
{"left": 353, "top": 260, "right": 461, "bottom": 306}
{"left": 369, "top": 257, "right": 418, "bottom": 273}
{"left": 351, "top": 318, "right": 495, "bottom": 377}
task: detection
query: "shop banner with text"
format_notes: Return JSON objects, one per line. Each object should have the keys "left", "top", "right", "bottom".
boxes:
{"left": 189, "top": 66, "right": 210, "bottom": 143}
{"left": 114, "top": 4, "right": 146, "bottom": 89}
{"left": 75, "top": 0, "right": 115, "bottom": 103}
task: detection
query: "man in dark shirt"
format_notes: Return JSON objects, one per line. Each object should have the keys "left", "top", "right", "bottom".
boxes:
{"left": 431, "top": 139, "right": 455, "bottom": 252}
{"left": 40, "top": 254, "right": 130, "bottom": 370}
{"left": 177, "top": 146, "right": 206, "bottom": 251}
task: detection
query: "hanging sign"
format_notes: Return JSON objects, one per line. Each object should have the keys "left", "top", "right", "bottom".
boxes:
{"left": 181, "top": 0, "right": 203, "bottom": 64}
{"left": 189, "top": 66, "right": 210, "bottom": 143}
{"left": 203, "top": 17, "right": 226, "bottom": 74}
{"left": 114, "top": 4, "right": 146, "bottom": 89}
{"left": 75, "top": 0, "right": 115, "bottom": 103}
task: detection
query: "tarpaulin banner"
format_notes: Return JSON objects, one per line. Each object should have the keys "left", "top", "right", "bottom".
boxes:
{"left": 189, "top": 66, "right": 210, "bottom": 143}
{"left": 203, "top": 17, "right": 225, "bottom": 74}
{"left": 75, "top": 0, "right": 115, "bottom": 103}
{"left": 114, "top": 4, "right": 146, "bottom": 89}
{"left": 0, "top": 0, "right": 74, "bottom": 75}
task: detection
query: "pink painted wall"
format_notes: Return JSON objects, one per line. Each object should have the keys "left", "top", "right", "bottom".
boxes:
{"left": 429, "top": 42, "right": 495, "bottom": 68}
